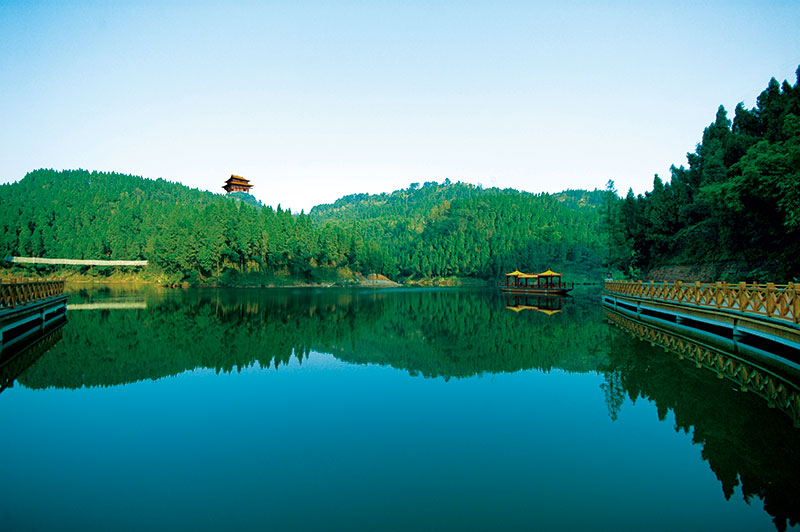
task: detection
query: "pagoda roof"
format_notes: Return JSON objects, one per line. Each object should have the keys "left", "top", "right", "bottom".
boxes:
{"left": 225, "top": 174, "right": 251, "bottom": 185}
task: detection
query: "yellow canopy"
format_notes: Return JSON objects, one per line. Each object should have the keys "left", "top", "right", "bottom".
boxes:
{"left": 507, "top": 269, "right": 563, "bottom": 277}
{"left": 537, "top": 269, "right": 561, "bottom": 277}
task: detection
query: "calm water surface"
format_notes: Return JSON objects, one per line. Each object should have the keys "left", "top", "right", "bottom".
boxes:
{"left": 1, "top": 286, "right": 798, "bottom": 531}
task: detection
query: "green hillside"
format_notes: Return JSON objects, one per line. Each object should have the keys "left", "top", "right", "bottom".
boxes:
{"left": 311, "top": 181, "right": 606, "bottom": 280}
{"left": 0, "top": 169, "right": 372, "bottom": 284}
{"left": 1, "top": 170, "right": 606, "bottom": 284}
{"left": 603, "top": 68, "right": 800, "bottom": 281}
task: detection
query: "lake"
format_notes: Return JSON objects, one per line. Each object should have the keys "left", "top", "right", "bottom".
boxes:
{"left": 1, "top": 286, "right": 798, "bottom": 531}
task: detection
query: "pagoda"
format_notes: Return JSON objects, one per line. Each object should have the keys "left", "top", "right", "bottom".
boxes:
{"left": 223, "top": 174, "right": 253, "bottom": 194}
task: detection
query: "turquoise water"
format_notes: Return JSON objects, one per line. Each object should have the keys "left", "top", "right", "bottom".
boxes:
{"left": 0, "top": 287, "right": 797, "bottom": 531}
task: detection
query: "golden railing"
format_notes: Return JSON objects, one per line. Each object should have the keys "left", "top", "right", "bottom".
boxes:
{"left": 606, "top": 310, "right": 800, "bottom": 427}
{"left": 604, "top": 280, "right": 800, "bottom": 324}
{"left": 0, "top": 279, "right": 66, "bottom": 310}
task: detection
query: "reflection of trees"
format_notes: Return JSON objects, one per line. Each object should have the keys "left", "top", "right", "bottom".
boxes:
{"left": 18, "top": 289, "right": 607, "bottom": 390}
{"left": 12, "top": 288, "right": 800, "bottom": 530}
{"left": 0, "top": 325, "right": 64, "bottom": 394}
{"left": 604, "top": 311, "right": 800, "bottom": 532}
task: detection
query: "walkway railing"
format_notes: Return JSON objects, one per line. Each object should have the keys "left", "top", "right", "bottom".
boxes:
{"left": 604, "top": 280, "right": 800, "bottom": 324}
{"left": 0, "top": 279, "right": 66, "bottom": 309}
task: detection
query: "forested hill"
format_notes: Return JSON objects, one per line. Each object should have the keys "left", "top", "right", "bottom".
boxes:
{"left": 604, "top": 67, "right": 800, "bottom": 281}
{"left": 1, "top": 169, "right": 605, "bottom": 283}
{"left": 0, "top": 169, "right": 361, "bottom": 284}
{"left": 311, "top": 182, "right": 605, "bottom": 279}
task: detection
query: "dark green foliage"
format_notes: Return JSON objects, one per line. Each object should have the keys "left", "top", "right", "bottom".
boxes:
{"left": 1, "top": 169, "right": 606, "bottom": 282}
{"left": 311, "top": 181, "right": 606, "bottom": 279}
{"left": 604, "top": 68, "right": 800, "bottom": 280}
{"left": 603, "top": 324, "right": 800, "bottom": 531}
{"left": 19, "top": 288, "right": 608, "bottom": 387}
{"left": 0, "top": 169, "right": 367, "bottom": 283}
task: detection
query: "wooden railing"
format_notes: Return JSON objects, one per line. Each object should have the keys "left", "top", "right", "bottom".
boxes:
{"left": 605, "top": 280, "right": 800, "bottom": 324}
{"left": 0, "top": 279, "right": 66, "bottom": 310}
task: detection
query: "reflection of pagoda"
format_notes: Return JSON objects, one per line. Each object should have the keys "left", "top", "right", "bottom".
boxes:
{"left": 223, "top": 174, "right": 253, "bottom": 194}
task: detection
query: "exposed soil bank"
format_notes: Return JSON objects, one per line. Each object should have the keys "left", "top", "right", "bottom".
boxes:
{"left": 645, "top": 262, "right": 789, "bottom": 283}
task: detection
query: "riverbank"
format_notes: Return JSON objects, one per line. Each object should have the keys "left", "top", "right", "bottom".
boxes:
{"left": 0, "top": 266, "right": 405, "bottom": 289}
{"left": 3, "top": 266, "right": 603, "bottom": 289}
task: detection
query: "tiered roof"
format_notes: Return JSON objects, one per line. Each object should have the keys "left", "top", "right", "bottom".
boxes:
{"left": 223, "top": 174, "right": 253, "bottom": 193}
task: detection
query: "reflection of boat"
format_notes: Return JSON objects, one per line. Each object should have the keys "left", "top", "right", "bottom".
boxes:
{"left": 504, "top": 294, "right": 568, "bottom": 315}
{"left": 500, "top": 269, "right": 574, "bottom": 295}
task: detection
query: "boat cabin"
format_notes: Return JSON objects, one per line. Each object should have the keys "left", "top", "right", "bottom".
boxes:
{"left": 505, "top": 269, "right": 565, "bottom": 289}
{"left": 501, "top": 269, "right": 573, "bottom": 294}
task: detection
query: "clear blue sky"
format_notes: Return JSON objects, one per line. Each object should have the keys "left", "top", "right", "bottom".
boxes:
{"left": 1, "top": 1, "right": 798, "bottom": 212}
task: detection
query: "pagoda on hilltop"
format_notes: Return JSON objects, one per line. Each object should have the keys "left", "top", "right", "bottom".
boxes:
{"left": 223, "top": 174, "right": 253, "bottom": 194}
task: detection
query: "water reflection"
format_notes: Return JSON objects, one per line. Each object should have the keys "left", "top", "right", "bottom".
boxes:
{"left": 19, "top": 288, "right": 607, "bottom": 389}
{"left": 0, "top": 325, "right": 64, "bottom": 394}
{"left": 603, "top": 308, "right": 800, "bottom": 531}
{"left": 503, "top": 294, "right": 569, "bottom": 315}
{"left": 6, "top": 287, "right": 800, "bottom": 530}
{"left": 605, "top": 309, "right": 800, "bottom": 427}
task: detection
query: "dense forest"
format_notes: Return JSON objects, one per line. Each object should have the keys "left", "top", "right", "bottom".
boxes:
{"left": 311, "top": 183, "right": 605, "bottom": 279}
{"left": 0, "top": 169, "right": 605, "bottom": 284}
{"left": 603, "top": 67, "right": 800, "bottom": 281}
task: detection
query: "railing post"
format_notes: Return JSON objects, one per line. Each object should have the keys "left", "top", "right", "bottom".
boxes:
{"left": 791, "top": 282, "right": 800, "bottom": 324}
{"left": 738, "top": 282, "right": 747, "bottom": 311}
{"left": 766, "top": 283, "right": 776, "bottom": 317}
{"left": 694, "top": 281, "right": 701, "bottom": 305}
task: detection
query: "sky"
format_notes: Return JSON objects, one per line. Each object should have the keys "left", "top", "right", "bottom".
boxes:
{"left": 1, "top": 1, "right": 798, "bottom": 213}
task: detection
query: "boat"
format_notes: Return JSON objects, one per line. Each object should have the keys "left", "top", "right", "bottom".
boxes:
{"left": 499, "top": 269, "right": 574, "bottom": 295}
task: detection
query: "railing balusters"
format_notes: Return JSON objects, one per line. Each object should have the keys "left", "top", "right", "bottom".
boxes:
{"left": 0, "top": 279, "right": 65, "bottom": 309}
{"left": 605, "top": 279, "right": 798, "bottom": 325}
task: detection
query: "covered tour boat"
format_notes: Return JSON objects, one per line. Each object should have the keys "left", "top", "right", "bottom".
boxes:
{"left": 500, "top": 269, "right": 574, "bottom": 295}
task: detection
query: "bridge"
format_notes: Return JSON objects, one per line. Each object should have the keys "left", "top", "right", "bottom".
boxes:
{"left": 604, "top": 280, "right": 799, "bottom": 324}
{"left": 1, "top": 279, "right": 68, "bottom": 353}
{"left": 2, "top": 256, "right": 148, "bottom": 267}
{"left": 603, "top": 280, "right": 800, "bottom": 375}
